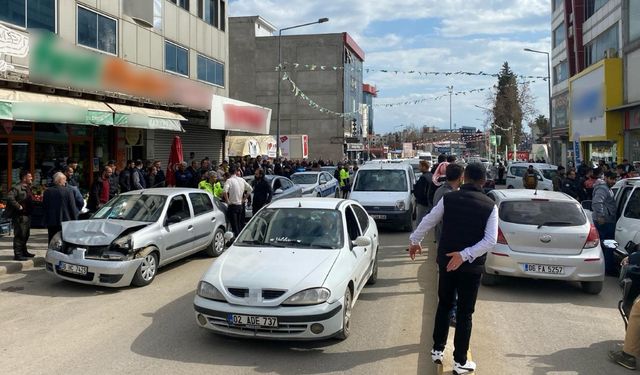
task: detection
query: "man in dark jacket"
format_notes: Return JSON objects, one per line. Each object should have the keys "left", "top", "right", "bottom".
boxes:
{"left": 43, "top": 172, "right": 79, "bottom": 242}
{"left": 553, "top": 166, "right": 565, "bottom": 191}
{"left": 131, "top": 160, "right": 146, "bottom": 191}
{"left": 522, "top": 165, "right": 538, "bottom": 189}
{"left": 561, "top": 169, "right": 583, "bottom": 201}
{"left": 414, "top": 161, "right": 432, "bottom": 224}
{"left": 88, "top": 167, "right": 113, "bottom": 212}
{"left": 409, "top": 163, "right": 497, "bottom": 374}
{"left": 6, "top": 170, "right": 35, "bottom": 260}
{"left": 251, "top": 168, "right": 273, "bottom": 215}
{"left": 107, "top": 160, "right": 119, "bottom": 198}
{"left": 153, "top": 160, "right": 166, "bottom": 188}
{"left": 175, "top": 162, "right": 193, "bottom": 188}
{"left": 119, "top": 160, "right": 134, "bottom": 193}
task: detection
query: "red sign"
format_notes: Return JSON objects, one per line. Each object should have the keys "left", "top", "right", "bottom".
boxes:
{"left": 302, "top": 135, "right": 309, "bottom": 158}
{"left": 508, "top": 151, "right": 530, "bottom": 160}
{"left": 223, "top": 104, "right": 270, "bottom": 133}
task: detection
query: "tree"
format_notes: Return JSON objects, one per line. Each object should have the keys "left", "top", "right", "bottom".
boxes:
{"left": 529, "top": 114, "right": 549, "bottom": 143}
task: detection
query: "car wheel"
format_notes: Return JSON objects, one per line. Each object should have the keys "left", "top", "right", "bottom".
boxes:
{"left": 403, "top": 214, "right": 413, "bottom": 232}
{"left": 581, "top": 281, "right": 603, "bottom": 295}
{"left": 132, "top": 252, "right": 158, "bottom": 287}
{"left": 481, "top": 270, "right": 501, "bottom": 286}
{"left": 507, "top": 185, "right": 514, "bottom": 189}
{"left": 335, "top": 288, "right": 353, "bottom": 340}
{"left": 205, "top": 227, "right": 225, "bottom": 257}
{"left": 366, "top": 251, "right": 378, "bottom": 285}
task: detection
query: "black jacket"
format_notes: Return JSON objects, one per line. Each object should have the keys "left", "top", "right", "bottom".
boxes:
{"left": 414, "top": 173, "right": 432, "bottom": 206}
{"left": 119, "top": 168, "right": 132, "bottom": 192}
{"left": 252, "top": 178, "right": 273, "bottom": 207}
{"left": 88, "top": 177, "right": 109, "bottom": 212}
{"left": 43, "top": 185, "right": 78, "bottom": 227}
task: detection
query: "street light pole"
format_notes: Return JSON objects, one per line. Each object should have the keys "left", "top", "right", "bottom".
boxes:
{"left": 276, "top": 18, "right": 329, "bottom": 159}
{"left": 447, "top": 85, "right": 453, "bottom": 155}
{"left": 524, "top": 48, "right": 553, "bottom": 164}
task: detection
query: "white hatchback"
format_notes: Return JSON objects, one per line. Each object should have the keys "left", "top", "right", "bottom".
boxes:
{"left": 484, "top": 189, "right": 604, "bottom": 294}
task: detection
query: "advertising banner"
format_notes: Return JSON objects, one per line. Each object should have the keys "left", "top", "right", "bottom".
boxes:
{"left": 211, "top": 95, "right": 272, "bottom": 134}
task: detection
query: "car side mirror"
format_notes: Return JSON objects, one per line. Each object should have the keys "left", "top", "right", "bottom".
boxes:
{"left": 224, "top": 231, "right": 235, "bottom": 246}
{"left": 581, "top": 200, "right": 592, "bottom": 211}
{"left": 165, "top": 215, "right": 181, "bottom": 225}
{"left": 275, "top": 188, "right": 284, "bottom": 194}
{"left": 537, "top": 175, "right": 543, "bottom": 181}
{"left": 352, "top": 236, "right": 371, "bottom": 247}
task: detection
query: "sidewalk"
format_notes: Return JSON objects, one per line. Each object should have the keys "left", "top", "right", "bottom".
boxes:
{"left": 0, "top": 228, "right": 48, "bottom": 275}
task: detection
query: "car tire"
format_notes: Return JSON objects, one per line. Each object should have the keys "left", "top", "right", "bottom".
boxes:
{"left": 581, "top": 281, "right": 603, "bottom": 295}
{"left": 335, "top": 288, "right": 353, "bottom": 340}
{"left": 403, "top": 214, "right": 413, "bottom": 232}
{"left": 131, "top": 252, "right": 158, "bottom": 287}
{"left": 366, "top": 251, "right": 378, "bottom": 285}
{"left": 507, "top": 185, "right": 514, "bottom": 189}
{"left": 481, "top": 270, "right": 500, "bottom": 286}
{"left": 205, "top": 227, "right": 225, "bottom": 257}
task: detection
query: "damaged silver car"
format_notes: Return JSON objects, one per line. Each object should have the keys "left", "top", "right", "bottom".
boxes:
{"left": 45, "top": 188, "right": 227, "bottom": 287}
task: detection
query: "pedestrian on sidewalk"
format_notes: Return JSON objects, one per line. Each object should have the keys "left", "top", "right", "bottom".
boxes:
{"left": 131, "top": 160, "right": 146, "bottom": 191}
{"left": 408, "top": 163, "right": 498, "bottom": 374}
{"left": 6, "top": 170, "right": 35, "bottom": 261}
{"left": 523, "top": 165, "right": 538, "bottom": 189}
{"left": 153, "top": 160, "right": 166, "bottom": 188}
{"left": 553, "top": 166, "right": 565, "bottom": 192}
{"left": 413, "top": 161, "right": 432, "bottom": 224}
{"left": 251, "top": 168, "right": 273, "bottom": 216}
{"left": 87, "top": 167, "right": 113, "bottom": 213}
{"left": 107, "top": 160, "right": 119, "bottom": 198}
{"left": 44, "top": 172, "right": 79, "bottom": 242}
{"left": 592, "top": 171, "right": 618, "bottom": 275}
{"left": 223, "top": 166, "right": 253, "bottom": 236}
{"left": 64, "top": 166, "right": 85, "bottom": 212}
{"left": 119, "top": 160, "right": 134, "bottom": 193}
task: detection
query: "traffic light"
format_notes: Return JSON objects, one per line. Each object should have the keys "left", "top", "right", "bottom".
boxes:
{"left": 351, "top": 119, "right": 358, "bottom": 135}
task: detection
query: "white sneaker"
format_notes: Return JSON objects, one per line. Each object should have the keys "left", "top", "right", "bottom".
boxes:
{"left": 431, "top": 349, "right": 444, "bottom": 364}
{"left": 453, "top": 360, "right": 476, "bottom": 374}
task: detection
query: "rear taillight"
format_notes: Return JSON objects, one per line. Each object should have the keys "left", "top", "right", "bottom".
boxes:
{"left": 497, "top": 227, "right": 508, "bottom": 245}
{"left": 583, "top": 224, "right": 600, "bottom": 249}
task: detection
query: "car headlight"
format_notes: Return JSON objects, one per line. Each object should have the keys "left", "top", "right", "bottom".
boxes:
{"left": 111, "top": 234, "right": 132, "bottom": 253}
{"left": 282, "top": 288, "right": 331, "bottom": 306}
{"left": 395, "top": 200, "right": 406, "bottom": 211}
{"left": 197, "top": 281, "right": 227, "bottom": 302}
{"left": 49, "top": 231, "right": 65, "bottom": 252}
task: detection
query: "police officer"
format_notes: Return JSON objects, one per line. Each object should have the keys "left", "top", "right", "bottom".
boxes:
{"left": 6, "top": 170, "right": 35, "bottom": 261}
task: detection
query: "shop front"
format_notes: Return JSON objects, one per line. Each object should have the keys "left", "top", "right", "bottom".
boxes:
{"left": 570, "top": 58, "right": 624, "bottom": 166}
{"left": 624, "top": 106, "right": 640, "bottom": 164}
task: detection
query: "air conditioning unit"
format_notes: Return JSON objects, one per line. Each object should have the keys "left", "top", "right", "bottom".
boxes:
{"left": 604, "top": 48, "right": 618, "bottom": 58}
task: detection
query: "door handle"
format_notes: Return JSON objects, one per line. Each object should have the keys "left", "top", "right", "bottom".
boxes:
{"left": 188, "top": 225, "right": 194, "bottom": 231}
{"left": 616, "top": 227, "right": 622, "bottom": 231}
{"left": 211, "top": 217, "right": 217, "bottom": 222}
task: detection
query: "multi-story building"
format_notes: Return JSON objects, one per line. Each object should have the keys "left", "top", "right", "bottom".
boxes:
{"left": 551, "top": 0, "right": 638, "bottom": 167}
{"left": 361, "top": 83, "right": 376, "bottom": 160}
{"left": 229, "top": 16, "right": 365, "bottom": 162}
{"left": 0, "top": 0, "right": 231, "bottom": 200}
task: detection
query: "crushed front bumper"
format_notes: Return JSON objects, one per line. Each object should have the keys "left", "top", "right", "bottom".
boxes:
{"left": 45, "top": 249, "right": 143, "bottom": 287}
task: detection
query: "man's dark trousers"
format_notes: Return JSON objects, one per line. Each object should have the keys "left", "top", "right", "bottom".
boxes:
{"left": 227, "top": 204, "right": 244, "bottom": 236}
{"left": 12, "top": 216, "right": 31, "bottom": 257}
{"left": 433, "top": 267, "right": 482, "bottom": 364}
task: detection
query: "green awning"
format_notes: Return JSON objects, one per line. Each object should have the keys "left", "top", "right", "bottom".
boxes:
{"left": 108, "top": 103, "right": 185, "bottom": 132}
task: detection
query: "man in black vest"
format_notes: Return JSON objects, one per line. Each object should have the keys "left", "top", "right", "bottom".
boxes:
{"left": 408, "top": 163, "right": 498, "bottom": 374}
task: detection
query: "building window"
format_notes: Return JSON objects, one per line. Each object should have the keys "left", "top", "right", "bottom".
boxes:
{"left": 197, "top": 0, "right": 218, "bottom": 28}
{"left": 584, "top": 23, "right": 618, "bottom": 67}
{"left": 552, "top": 0, "right": 563, "bottom": 11}
{"left": 77, "top": 6, "right": 117, "bottom": 55}
{"left": 0, "top": 0, "right": 56, "bottom": 32}
{"left": 168, "top": 0, "right": 189, "bottom": 11}
{"left": 553, "top": 22, "right": 565, "bottom": 48}
{"left": 585, "top": 0, "right": 608, "bottom": 20}
{"left": 197, "top": 54, "right": 224, "bottom": 86}
{"left": 219, "top": 0, "right": 225, "bottom": 31}
{"left": 165, "top": 41, "right": 189, "bottom": 76}
{"left": 629, "top": 0, "right": 640, "bottom": 42}
{"left": 553, "top": 60, "right": 568, "bottom": 84}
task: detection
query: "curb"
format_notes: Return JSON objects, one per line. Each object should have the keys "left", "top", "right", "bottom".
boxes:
{"left": 0, "top": 256, "right": 46, "bottom": 276}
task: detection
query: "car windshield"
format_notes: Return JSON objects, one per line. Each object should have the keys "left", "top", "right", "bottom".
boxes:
{"left": 541, "top": 169, "right": 557, "bottom": 180}
{"left": 236, "top": 208, "right": 343, "bottom": 249}
{"left": 499, "top": 200, "right": 586, "bottom": 226}
{"left": 353, "top": 170, "right": 408, "bottom": 192}
{"left": 291, "top": 174, "right": 318, "bottom": 185}
{"left": 92, "top": 194, "right": 167, "bottom": 223}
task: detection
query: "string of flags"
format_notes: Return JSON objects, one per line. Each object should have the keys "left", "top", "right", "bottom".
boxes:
{"left": 281, "top": 72, "right": 359, "bottom": 119}
{"left": 275, "top": 62, "right": 549, "bottom": 81}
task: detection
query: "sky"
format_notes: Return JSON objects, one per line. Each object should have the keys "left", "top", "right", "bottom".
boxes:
{"left": 229, "top": 0, "right": 552, "bottom": 135}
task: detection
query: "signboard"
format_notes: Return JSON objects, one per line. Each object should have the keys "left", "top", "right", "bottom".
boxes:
{"left": 573, "top": 131, "right": 581, "bottom": 167}
{"left": 0, "top": 24, "right": 29, "bottom": 72}
{"left": 507, "top": 151, "right": 530, "bottom": 160}
{"left": 402, "top": 142, "right": 413, "bottom": 158}
{"left": 280, "top": 134, "right": 309, "bottom": 159}
{"left": 211, "top": 95, "right": 272, "bottom": 134}
{"left": 570, "top": 66, "right": 605, "bottom": 138}
{"left": 346, "top": 143, "right": 364, "bottom": 151}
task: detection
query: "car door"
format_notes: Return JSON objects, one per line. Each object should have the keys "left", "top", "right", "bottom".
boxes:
{"left": 188, "top": 192, "right": 217, "bottom": 250}
{"left": 506, "top": 166, "right": 526, "bottom": 188}
{"left": 352, "top": 203, "right": 378, "bottom": 255}
{"left": 280, "top": 177, "right": 300, "bottom": 198}
{"left": 616, "top": 187, "right": 640, "bottom": 250}
{"left": 325, "top": 172, "right": 338, "bottom": 196}
{"left": 345, "top": 205, "right": 371, "bottom": 293}
{"left": 161, "top": 194, "right": 194, "bottom": 262}
{"left": 318, "top": 173, "right": 329, "bottom": 196}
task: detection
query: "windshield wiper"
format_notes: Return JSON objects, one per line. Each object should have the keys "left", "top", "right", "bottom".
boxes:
{"left": 237, "top": 240, "right": 269, "bottom": 246}
{"left": 537, "top": 221, "right": 573, "bottom": 229}
{"left": 298, "top": 242, "right": 336, "bottom": 249}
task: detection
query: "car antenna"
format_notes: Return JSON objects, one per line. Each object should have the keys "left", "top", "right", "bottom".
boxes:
{"left": 298, "top": 201, "right": 302, "bottom": 208}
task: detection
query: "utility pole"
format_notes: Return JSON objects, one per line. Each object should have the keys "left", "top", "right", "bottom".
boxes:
{"left": 447, "top": 85, "right": 453, "bottom": 155}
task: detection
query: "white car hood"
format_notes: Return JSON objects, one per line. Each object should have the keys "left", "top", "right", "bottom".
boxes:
{"left": 349, "top": 191, "right": 408, "bottom": 206}
{"left": 208, "top": 246, "right": 340, "bottom": 305}
{"left": 61, "top": 219, "right": 149, "bottom": 246}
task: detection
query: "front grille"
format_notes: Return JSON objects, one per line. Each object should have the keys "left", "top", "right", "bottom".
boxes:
{"left": 363, "top": 206, "right": 394, "bottom": 212}
{"left": 56, "top": 270, "right": 95, "bottom": 281}
{"left": 206, "top": 316, "right": 308, "bottom": 334}
{"left": 228, "top": 288, "right": 249, "bottom": 298}
{"left": 262, "top": 290, "right": 286, "bottom": 300}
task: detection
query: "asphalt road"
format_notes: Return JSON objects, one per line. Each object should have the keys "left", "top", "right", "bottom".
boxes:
{"left": 0, "top": 227, "right": 631, "bottom": 375}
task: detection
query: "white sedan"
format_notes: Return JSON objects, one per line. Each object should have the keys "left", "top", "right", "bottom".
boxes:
{"left": 194, "top": 198, "right": 379, "bottom": 340}
{"left": 290, "top": 171, "right": 339, "bottom": 197}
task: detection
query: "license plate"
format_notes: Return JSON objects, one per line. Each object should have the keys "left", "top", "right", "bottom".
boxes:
{"left": 228, "top": 314, "right": 278, "bottom": 327}
{"left": 58, "top": 262, "right": 88, "bottom": 275}
{"left": 523, "top": 263, "right": 564, "bottom": 275}
{"left": 371, "top": 214, "right": 387, "bottom": 220}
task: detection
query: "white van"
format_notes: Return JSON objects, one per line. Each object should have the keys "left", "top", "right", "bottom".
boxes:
{"left": 349, "top": 163, "right": 416, "bottom": 231}
{"left": 505, "top": 162, "right": 558, "bottom": 190}
{"left": 417, "top": 152, "right": 433, "bottom": 164}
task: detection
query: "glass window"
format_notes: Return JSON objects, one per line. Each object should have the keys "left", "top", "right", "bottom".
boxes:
{"left": 165, "top": 41, "right": 189, "bottom": 76}
{"left": 629, "top": 0, "right": 640, "bottom": 42}
{"left": 353, "top": 170, "right": 408, "bottom": 192}
{"left": 189, "top": 193, "right": 213, "bottom": 216}
{"left": 166, "top": 195, "right": 191, "bottom": 221}
{"left": 198, "top": 0, "right": 218, "bottom": 27}
{"left": 77, "top": 6, "right": 117, "bottom": 54}
{"left": 585, "top": 0, "right": 608, "bottom": 20}
{"left": 499, "top": 201, "right": 587, "bottom": 226}
{"left": 618, "top": 187, "right": 634, "bottom": 218}
{"left": 623, "top": 189, "right": 640, "bottom": 220}
{"left": 168, "top": 0, "right": 189, "bottom": 11}
{"left": 345, "top": 207, "right": 361, "bottom": 241}
{"left": 196, "top": 54, "right": 225, "bottom": 86}
{"left": 352, "top": 204, "right": 369, "bottom": 233}
{"left": 584, "top": 24, "right": 618, "bottom": 67}
{"left": 553, "top": 60, "right": 568, "bottom": 84}
{"left": 93, "top": 194, "right": 167, "bottom": 222}
{"left": 553, "top": 0, "right": 563, "bottom": 11}
{"left": 553, "top": 22, "right": 565, "bottom": 48}
{"left": 0, "top": 0, "right": 55, "bottom": 32}
{"left": 291, "top": 174, "right": 318, "bottom": 185}
{"left": 510, "top": 166, "right": 527, "bottom": 177}
{"left": 219, "top": 0, "right": 225, "bottom": 31}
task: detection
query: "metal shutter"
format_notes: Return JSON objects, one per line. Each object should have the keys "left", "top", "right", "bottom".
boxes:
{"left": 152, "top": 124, "right": 224, "bottom": 165}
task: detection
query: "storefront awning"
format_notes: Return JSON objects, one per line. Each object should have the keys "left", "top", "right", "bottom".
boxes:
{"left": 0, "top": 89, "right": 114, "bottom": 125}
{"left": 608, "top": 101, "right": 640, "bottom": 111}
{"left": 106, "top": 103, "right": 186, "bottom": 132}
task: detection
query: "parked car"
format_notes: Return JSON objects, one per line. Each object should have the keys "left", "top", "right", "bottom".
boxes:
{"left": 484, "top": 189, "right": 604, "bottom": 294}
{"left": 291, "top": 171, "right": 339, "bottom": 197}
{"left": 505, "top": 162, "right": 558, "bottom": 190}
{"left": 243, "top": 175, "right": 303, "bottom": 218}
{"left": 194, "top": 198, "right": 379, "bottom": 340}
{"left": 349, "top": 162, "right": 416, "bottom": 231}
{"left": 320, "top": 166, "right": 338, "bottom": 174}
{"left": 45, "top": 188, "right": 227, "bottom": 287}
{"left": 0, "top": 207, "right": 11, "bottom": 237}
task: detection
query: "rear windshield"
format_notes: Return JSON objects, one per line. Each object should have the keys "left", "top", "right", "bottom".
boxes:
{"left": 499, "top": 200, "right": 586, "bottom": 226}
{"left": 541, "top": 169, "right": 557, "bottom": 180}
{"left": 353, "top": 170, "right": 408, "bottom": 192}
{"left": 291, "top": 174, "right": 317, "bottom": 185}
